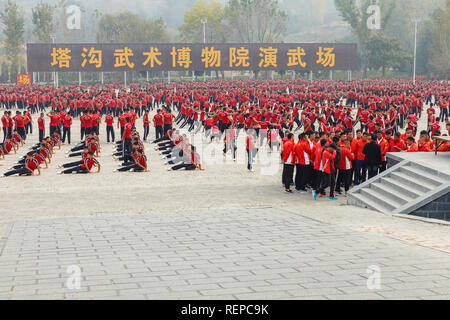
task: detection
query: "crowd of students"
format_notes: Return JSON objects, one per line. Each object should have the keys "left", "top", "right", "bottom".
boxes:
{"left": 111, "top": 116, "right": 149, "bottom": 173}
{"left": 1, "top": 132, "right": 61, "bottom": 178}
{"left": 0, "top": 79, "right": 449, "bottom": 184}
{"left": 57, "top": 133, "right": 101, "bottom": 174}
{"left": 279, "top": 126, "right": 450, "bottom": 200}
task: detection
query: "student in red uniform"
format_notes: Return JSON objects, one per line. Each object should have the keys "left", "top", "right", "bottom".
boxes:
{"left": 47, "top": 110, "right": 60, "bottom": 136}
{"left": 58, "top": 147, "right": 89, "bottom": 170}
{"left": 1, "top": 152, "right": 40, "bottom": 177}
{"left": 118, "top": 111, "right": 127, "bottom": 137}
{"left": 376, "top": 130, "right": 389, "bottom": 172}
{"left": 143, "top": 110, "right": 150, "bottom": 141}
{"left": 105, "top": 111, "right": 115, "bottom": 143}
{"left": 13, "top": 111, "right": 26, "bottom": 141}
{"left": 282, "top": 133, "right": 295, "bottom": 193}
{"left": 389, "top": 132, "right": 406, "bottom": 152}
{"left": 1, "top": 137, "right": 16, "bottom": 155}
{"left": 122, "top": 117, "right": 133, "bottom": 158}
{"left": 153, "top": 109, "right": 164, "bottom": 140}
{"left": 406, "top": 137, "right": 418, "bottom": 152}
{"left": 62, "top": 113, "right": 72, "bottom": 145}
{"left": 37, "top": 113, "right": 45, "bottom": 142}
{"left": 354, "top": 132, "right": 369, "bottom": 185}
{"left": 2, "top": 111, "right": 8, "bottom": 143}
{"left": 336, "top": 139, "right": 354, "bottom": 196}
{"left": 246, "top": 129, "right": 258, "bottom": 172}
{"left": 294, "top": 133, "right": 312, "bottom": 194}
{"left": 168, "top": 146, "right": 204, "bottom": 171}
{"left": 25, "top": 107, "right": 33, "bottom": 135}
{"left": 313, "top": 144, "right": 337, "bottom": 200}
{"left": 115, "top": 148, "right": 148, "bottom": 172}
{"left": 223, "top": 125, "right": 237, "bottom": 161}
{"left": 58, "top": 151, "right": 100, "bottom": 174}
{"left": 163, "top": 108, "right": 175, "bottom": 136}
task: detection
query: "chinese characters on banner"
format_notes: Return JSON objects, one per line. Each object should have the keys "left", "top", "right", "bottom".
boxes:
{"left": 27, "top": 43, "right": 358, "bottom": 72}
{"left": 16, "top": 74, "right": 32, "bottom": 85}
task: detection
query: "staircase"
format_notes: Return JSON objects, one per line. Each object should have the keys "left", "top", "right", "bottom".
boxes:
{"left": 348, "top": 161, "right": 450, "bottom": 218}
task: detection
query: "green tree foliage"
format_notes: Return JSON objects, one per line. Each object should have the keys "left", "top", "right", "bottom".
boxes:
{"left": 428, "top": 0, "right": 449, "bottom": 75}
{"left": 365, "top": 33, "right": 411, "bottom": 77}
{"left": 179, "top": 0, "right": 228, "bottom": 43}
{"left": 0, "top": 62, "right": 8, "bottom": 83}
{"left": 383, "top": 0, "right": 446, "bottom": 53}
{"left": 225, "top": 0, "right": 287, "bottom": 43}
{"left": 0, "top": 0, "right": 25, "bottom": 81}
{"left": 334, "top": 0, "right": 396, "bottom": 77}
{"left": 96, "top": 12, "right": 171, "bottom": 43}
{"left": 32, "top": 1, "right": 56, "bottom": 42}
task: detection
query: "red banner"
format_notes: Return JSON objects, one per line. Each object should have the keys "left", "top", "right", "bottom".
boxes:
{"left": 17, "top": 74, "right": 32, "bottom": 86}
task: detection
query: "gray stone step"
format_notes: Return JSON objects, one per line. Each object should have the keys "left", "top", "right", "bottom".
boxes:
{"left": 389, "top": 172, "right": 433, "bottom": 193}
{"left": 348, "top": 192, "right": 391, "bottom": 214}
{"left": 399, "top": 166, "right": 445, "bottom": 187}
{"left": 380, "top": 177, "right": 422, "bottom": 199}
{"left": 359, "top": 188, "right": 398, "bottom": 211}
{"left": 370, "top": 182, "right": 414, "bottom": 206}
{"left": 409, "top": 162, "right": 450, "bottom": 181}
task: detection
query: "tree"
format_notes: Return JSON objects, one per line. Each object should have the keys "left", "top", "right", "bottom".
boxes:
{"left": 428, "top": 0, "right": 450, "bottom": 75}
{"left": 365, "top": 33, "right": 411, "bottom": 77}
{"left": 0, "top": 0, "right": 25, "bottom": 81}
{"left": 383, "top": 0, "right": 446, "bottom": 53}
{"left": 96, "top": 12, "right": 170, "bottom": 43}
{"left": 0, "top": 62, "right": 8, "bottom": 83}
{"left": 179, "top": 0, "right": 228, "bottom": 43}
{"left": 334, "top": 0, "right": 396, "bottom": 77}
{"left": 225, "top": 0, "right": 287, "bottom": 43}
{"left": 32, "top": 1, "right": 56, "bottom": 42}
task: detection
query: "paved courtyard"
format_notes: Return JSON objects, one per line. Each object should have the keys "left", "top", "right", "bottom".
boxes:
{"left": 0, "top": 207, "right": 449, "bottom": 300}
{"left": 1, "top": 112, "right": 450, "bottom": 300}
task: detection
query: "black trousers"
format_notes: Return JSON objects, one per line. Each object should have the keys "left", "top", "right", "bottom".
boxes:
{"left": 17, "top": 127, "right": 26, "bottom": 140}
{"left": 62, "top": 127, "right": 71, "bottom": 144}
{"left": 336, "top": 169, "right": 352, "bottom": 192}
{"left": 25, "top": 122, "right": 32, "bottom": 134}
{"left": 247, "top": 149, "right": 257, "bottom": 171}
{"left": 62, "top": 160, "right": 82, "bottom": 168}
{"left": 380, "top": 161, "right": 387, "bottom": 173}
{"left": 50, "top": 125, "right": 57, "bottom": 136}
{"left": 61, "top": 165, "right": 89, "bottom": 174}
{"left": 39, "top": 129, "right": 45, "bottom": 142}
{"left": 4, "top": 167, "right": 32, "bottom": 177}
{"left": 118, "top": 164, "right": 144, "bottom": 172}
{"left": 163, "top": 124, "right": 172, "bottom": 136}
{"left": 172, "top": 163, "right": 196, "bottom": 171}
{"left": 144, "top": 126, "right": 149, "bottom": 141}
{"left": 295, "top": 164, "right": 310, "bottom": 191}
{"left": 2, "top": 127, "right": 7, "bottom": 143}
{"left": 80, "top": 127, "right": 85, "bottom": 140}
{"left": 123, "top": 138, "right": 132, "bottom": 158}
{"left": 106, "top": 126, "right": 115, "bottom": 143}
{"left": 70, "top": 144, "right": 84, "bottom": 152}
{"left": 295, "top": 164, "right": 302, "bottom": 190}
{"left": 311, "top": 169, "right": 319, "bottom": 190}
{"left": 319, "top": 172, "right": 336, "bottom": 197}
{"left": 282, "top": 164, "right": 294, "bottom": 190}
{"left": 155, "top": 125, "right": 163, "bottom": 140}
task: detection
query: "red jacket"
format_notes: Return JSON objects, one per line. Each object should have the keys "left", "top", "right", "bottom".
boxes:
{"left": 339, "top": 147, "right": 355, "bottom": 170}
{"left": 294, "top": 140, "right": 312, "bottom": 165}
{"left": 321, "top": 149, "right": 336, "bottom": 174}
{"left": 282, "top": 140, "right": 295, "bottom": 165}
